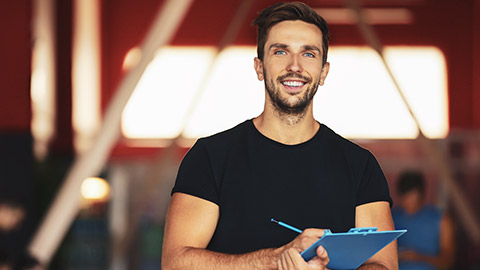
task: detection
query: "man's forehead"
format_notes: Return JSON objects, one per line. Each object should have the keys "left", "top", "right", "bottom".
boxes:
{"left": 264, "top": 20, "right": 323, "bottom": 50}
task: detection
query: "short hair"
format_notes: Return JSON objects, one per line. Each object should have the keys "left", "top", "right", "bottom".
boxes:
{"left": 252, "top": 2, "right": 330, "bottom": 66}
{"left": 396, "top": 170, "right": 426, "bottom": 195}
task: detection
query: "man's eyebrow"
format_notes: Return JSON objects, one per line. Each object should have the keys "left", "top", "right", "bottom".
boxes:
{"left": 303, "top": 45, "right": 321, "bottom": 53}
{"left": 268, "top": 43, "right": 322, "bottom": 54}
{"left": 268, "top": 43, "right": 288, "bottom": 50}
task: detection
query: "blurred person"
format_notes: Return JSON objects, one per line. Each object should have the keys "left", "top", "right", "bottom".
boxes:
{"left": 162, "top": 2, "right": 396, "bottom": 269}
{"left": 0, "top": 201, "right": 25, "bottom": 232}
{"left": 392, "top": 171, "right": 455, "bottom": 270}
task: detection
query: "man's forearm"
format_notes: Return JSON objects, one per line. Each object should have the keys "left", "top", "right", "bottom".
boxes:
{"left": 357, "top": 262, "right": 390, "bottom": 270}
{"left": 414, "top": 253, "right": 453, "bottom": 268}
{"left": 162, "top": 246, "right": 284, "bottom": 270}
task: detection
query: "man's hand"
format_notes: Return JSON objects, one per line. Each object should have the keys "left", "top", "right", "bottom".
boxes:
{"left": 398, "top": 250, "right": 421, "bottom": 261}
{"left": 284, "top": 229, "right": 325, "bottom": 251}
{"left": 278, "top": 246, "right": 329, "bottom": 270}
{"left": 277, "top": 228, "right": 329, "bottom": 270}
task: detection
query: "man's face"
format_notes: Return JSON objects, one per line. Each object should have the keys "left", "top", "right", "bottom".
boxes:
{"left": 254, "top": 20, "right": 329, "bottom": 115}
{"left": 399, "top": 189, "right": 424, "bottom": 214}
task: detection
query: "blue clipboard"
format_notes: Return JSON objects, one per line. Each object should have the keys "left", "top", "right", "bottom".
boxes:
{"left": 300, "top": 227, "right": 407, "bottom": 269}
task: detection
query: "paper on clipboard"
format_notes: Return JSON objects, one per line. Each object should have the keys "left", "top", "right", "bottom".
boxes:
{"left": 300, "top": 227, "right": 407, "bottom": 269}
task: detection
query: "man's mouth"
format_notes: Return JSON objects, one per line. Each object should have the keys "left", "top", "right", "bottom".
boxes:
{"left": 281, "top": 80, "right": 306, "bottom": 88}
{"left": 278, "top": 73, "right": 311, "bottom": 92}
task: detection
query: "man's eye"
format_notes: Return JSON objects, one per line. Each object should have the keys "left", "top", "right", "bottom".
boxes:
{"left": 304, "top": 52, "right": 315, "bottom": 58}
{"left": 274, "top": 50, "right": 286, "bottom": 55}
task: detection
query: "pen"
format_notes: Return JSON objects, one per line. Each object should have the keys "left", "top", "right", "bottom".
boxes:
{"left": 271, "top": 218, "right": 303, "bottom": 234}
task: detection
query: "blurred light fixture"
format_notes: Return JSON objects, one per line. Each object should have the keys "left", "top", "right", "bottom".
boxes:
{"left": 72, "top": 0, "right": 101, "bottom": 154}
{"left": 81, "top": 177, "right": 110, "bottom": 201}
{"left": 122, "top": 46, "right": 217, "bottom": 139}
{"left": 122, "top": 47, "right": 142, "bottom": 71}
{"left": 315, "top": 8, "right": 413, "bottom": 25}
{"left": 31, "top": 0, "right": 56, "bottom": 160}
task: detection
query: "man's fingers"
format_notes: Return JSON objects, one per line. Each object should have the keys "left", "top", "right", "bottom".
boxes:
{"left": 302, "top": 228, "right": 325, "bottom": 238}
{"left": 280, "top": 247, "right": 330, "bottom": 270}
{"left": 307, "top": 246, "right": 330, "bottom": 268}
{"left": 316, "top": 246, "right": 329, "bottom": 264}
{"left": 294, "top": 228, "right": 325, "bottom": 250}
{"left": 278, "top": 257, "right": 284, "bottom": 270}
{"left": 287, "top": 248, "right": 301, "bottom": 267}
{"left": 278, "top": 251, "right": 288, "bottom": 270}
{"left": 278, "top": 248, "right": 300, "bottom": 270}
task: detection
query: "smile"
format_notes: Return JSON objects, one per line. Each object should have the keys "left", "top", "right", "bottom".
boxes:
{"left": 281, "top": 80, "right": 305, "bottom": 87}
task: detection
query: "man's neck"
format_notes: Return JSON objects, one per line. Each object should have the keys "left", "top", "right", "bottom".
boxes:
{"left": 253, "top": 106, "right": 319, "bottom": 145}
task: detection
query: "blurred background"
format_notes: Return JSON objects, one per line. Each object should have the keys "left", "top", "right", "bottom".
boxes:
{"left": 0, "top": 0, "right": 479, "bottom": 269}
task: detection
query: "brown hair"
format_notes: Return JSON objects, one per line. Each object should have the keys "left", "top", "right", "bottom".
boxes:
{"left": 252, "top": 2, "right": 330, "bottom": 66}
{"left": 397, "top": 170, "right": 426, "bottom": 196}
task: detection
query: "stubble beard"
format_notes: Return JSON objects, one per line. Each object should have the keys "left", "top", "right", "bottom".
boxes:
{"left": 264, "top": 70, "right": 320, "bottom": 124}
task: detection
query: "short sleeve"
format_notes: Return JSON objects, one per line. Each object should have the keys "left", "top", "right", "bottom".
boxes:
{"left": 171, "top": 139, "right": 220, "bottom": 205}
{"left": 356, "top": 152, "right": 392, "bottom": 207}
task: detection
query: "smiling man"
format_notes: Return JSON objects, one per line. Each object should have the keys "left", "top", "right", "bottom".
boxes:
{"left": 162, "top": 2, "right": 397, "bottom": 270}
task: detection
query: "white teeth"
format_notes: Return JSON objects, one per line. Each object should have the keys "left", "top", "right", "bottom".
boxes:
{"left": 282, "top": 81, "right": 305, "bottom": 87}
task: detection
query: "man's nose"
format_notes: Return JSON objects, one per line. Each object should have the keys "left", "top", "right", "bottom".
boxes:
{"left": 286, "top": 55, "right": 303, "bottom": 73}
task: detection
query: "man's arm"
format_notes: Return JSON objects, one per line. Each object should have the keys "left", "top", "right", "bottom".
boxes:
{"left": 398, "top": 213, "right": 455, "bottom": 267}
{"left": 355, "top": 201, "right": 398, "bottom": 270}
{"left": 162, "top": 193, "right": 324, "bottom": 270}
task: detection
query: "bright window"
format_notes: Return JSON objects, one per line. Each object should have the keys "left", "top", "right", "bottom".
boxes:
{"left": 121, "top": 46, "right": 448, "bottom": 141}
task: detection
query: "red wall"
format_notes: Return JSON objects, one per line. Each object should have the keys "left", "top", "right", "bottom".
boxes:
{"left": 101, "top": 0, "right": 167, "bottom": 111}
{"left": 473, "top": 0, "right": 480, "bottom": 129}
{"left": 0, "top": 0, "right": 31, "bottom": 132}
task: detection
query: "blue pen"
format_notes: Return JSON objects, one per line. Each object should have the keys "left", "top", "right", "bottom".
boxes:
{"left": 271, "top": 218, "right": 303, "bottom": 234}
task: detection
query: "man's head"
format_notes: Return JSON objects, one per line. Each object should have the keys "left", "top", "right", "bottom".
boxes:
{"left": 252, "top": 2, "right": 330, "bottom": 118}
{"left": 252, "top": 2, "right": 330, "bottom": 66}
{"left": 396, "top": 170, "right": 426, "bottom": 214}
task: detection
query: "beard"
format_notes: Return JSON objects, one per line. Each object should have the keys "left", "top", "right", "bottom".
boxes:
{"left": 264, "top": 70, "right": 320, "bottom": 116}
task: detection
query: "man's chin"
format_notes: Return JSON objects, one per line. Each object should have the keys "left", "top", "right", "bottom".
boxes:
{"left": 275, "top": 101, "right": 310, "bottom": 115}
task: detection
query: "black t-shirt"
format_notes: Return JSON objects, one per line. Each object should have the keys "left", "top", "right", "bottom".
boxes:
{"left": 172, "top": 120, "right": 392, "bottom": 254}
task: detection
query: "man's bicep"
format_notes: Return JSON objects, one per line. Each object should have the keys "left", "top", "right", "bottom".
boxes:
{"left": 356, "top": 201, "right": 398, "bottom": 269}
{"left": 355, "top": 201, "right": 393, "bottom": 228}
{"left": 163, "top": 193, "right": 219, "bottom": 253}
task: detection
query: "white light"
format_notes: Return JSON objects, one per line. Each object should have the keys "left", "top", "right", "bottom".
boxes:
{"left": 121, "top": 46, "right": 448, "bottom": 141}
{"left": 122, "top": 46, "right": 217, "bottom": 138}
{"left": 31, "top": 0, "right": 56, "bottom": 160}
{"left": 81, "top": 177, "right": 110, "bottom": 200}
{"left": 384, "top": 47, "right": 449, "bottom": 138}
{"left": 72, "top": 0, "right": 101, "bottom": 153}
{"left": 183, "top": 47, "right": 264, "bottom": 138}
{"left": 315, "top": 46, "right": 448, "bottom": 139}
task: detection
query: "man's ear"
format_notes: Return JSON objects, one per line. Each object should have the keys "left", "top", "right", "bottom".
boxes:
{"left": 319, "top": 62, "right": 330, "bottom": 86}
{"left": 254, "top": 57, "right": 264, "bottom": 81}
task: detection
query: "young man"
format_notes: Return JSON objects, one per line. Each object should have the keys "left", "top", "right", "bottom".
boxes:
{"left": 162, "top": 2, "right": 397, "bottom": 269}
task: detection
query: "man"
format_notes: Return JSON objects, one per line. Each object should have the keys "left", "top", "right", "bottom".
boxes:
{"left": 392, "top": 171, "right": 455, "bottom": 270}
{"left": 162, "top": 2, "right": 397, "bottom": 269}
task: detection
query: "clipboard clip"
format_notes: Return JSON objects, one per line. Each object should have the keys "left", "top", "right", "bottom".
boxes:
{"left": 348, "top": 227, "right": 378, "bottom": 235}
